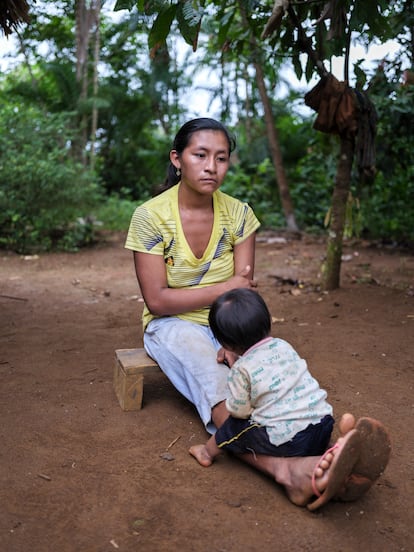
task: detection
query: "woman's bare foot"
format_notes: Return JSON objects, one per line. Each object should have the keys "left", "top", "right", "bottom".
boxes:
{"left": 280, "top": 430, "right": 361, "bottom": 509}
{"left": 238, "top": 441, "right": 355, "bottom": 509}
{"left": 189, "top": 444, "right": 214, "bottom": 467}
{"left": 282, "top": 452, "right": 337, "bottom": 506}
{"left": 307, "top": 430, "right": 361, "bottom": 510}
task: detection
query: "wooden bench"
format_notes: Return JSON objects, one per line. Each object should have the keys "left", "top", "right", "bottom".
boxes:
{"left": 114, "top": 348, "right": 162, "bottom": 411}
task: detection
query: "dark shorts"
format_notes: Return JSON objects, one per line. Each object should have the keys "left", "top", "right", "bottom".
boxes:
{"left": 215, "top": 415, "right": 334, "bottom": 457}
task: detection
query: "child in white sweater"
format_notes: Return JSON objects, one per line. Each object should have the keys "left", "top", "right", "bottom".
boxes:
{"left": 190, "top": 288, "right": 335, "bottom": 466}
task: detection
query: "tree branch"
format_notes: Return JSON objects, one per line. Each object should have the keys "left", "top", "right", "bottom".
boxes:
{"left": 287, "top": 4, "right": 328, "bottom": 78}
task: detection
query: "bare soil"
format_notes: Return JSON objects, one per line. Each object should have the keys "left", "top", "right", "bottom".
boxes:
{"left": 1, "top": 231, "right": 413, "bottom": 552}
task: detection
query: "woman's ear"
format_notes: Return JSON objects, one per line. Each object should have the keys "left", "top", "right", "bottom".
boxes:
{"left": 170, "top": 149, "right": 180, "bottom": 170}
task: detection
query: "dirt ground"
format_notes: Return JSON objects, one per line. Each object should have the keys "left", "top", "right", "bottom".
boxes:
{"left": 1, "top": 231, "right": 413, "bottom": 552}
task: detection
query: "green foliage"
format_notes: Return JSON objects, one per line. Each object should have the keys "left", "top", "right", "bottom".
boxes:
{"left": 5, "top": 60, "right": 80, "bottom": 113}
{"left": 132, "top": 0, "right": 203, "bottom": 53}
{"left": 288, "top": 77, "right": 414, "bottom": 244}
{"left": 115, "top": 0, "right": 138, "bottom": 10}
{"left": 359, "top": 168, "right": 414, "bottom": 243}
{"left": 93, "top": 195, "right": 139, "bottom": 231}
{"left": 176, "top": 2, "right": 203, "bottom": 49}
{"left": 351, "top": 0, "right": 392, "bottom": 41}
{"left": 96, "top": 84, "right": 171, "bottom": 197}
{"left": 148, "top": 4, "right": 177, "bottom": 53}
{"left": 287, "top": 133, "right": 338, "bottom": 232}
{"left": 221, "top": 158, "right": 285, "bottom": 229}
{"left": 96, "top": 14, "right": 187, "bottom": 197}
{"left": 223, "top": 112, "right": 336, "bottom": 232}
{"left": 356, "top": 79, "right": 414, "bottom": 243}
{"left": 2, "top": 0, "right": 413, "bottom": 251}
{"left": 0, "top": 105, "right": 102, "bottom": 253}
{"left": 6, "top": 5, "right": 186, "bottom": 201}
{"left": 341, "top": 57, "right": 414, "bottom": 244}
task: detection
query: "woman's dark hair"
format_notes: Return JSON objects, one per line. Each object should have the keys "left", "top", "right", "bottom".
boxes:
{"left": 160, "top": 118, "right": 236, "bottom": 192}
{"left": 209, "top": 289, "right": 271, "bottom": 354}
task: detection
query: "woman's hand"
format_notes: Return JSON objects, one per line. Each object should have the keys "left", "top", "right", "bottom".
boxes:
{"left": 223, "top": 265, "right": 257, "bottom": 292}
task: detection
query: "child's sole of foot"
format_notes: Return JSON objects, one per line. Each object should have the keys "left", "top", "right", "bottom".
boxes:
{"left": 336, "top": 417, "right": 391, "bottom": 502}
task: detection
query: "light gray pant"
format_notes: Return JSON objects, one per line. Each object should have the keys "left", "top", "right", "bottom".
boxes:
{"left": 144, "top": 317, "right": 230, "bottom": 434}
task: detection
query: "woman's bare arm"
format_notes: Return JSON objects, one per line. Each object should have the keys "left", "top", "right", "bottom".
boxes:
{"left": 233, "top": 232, "right": 256, "bottom": 281}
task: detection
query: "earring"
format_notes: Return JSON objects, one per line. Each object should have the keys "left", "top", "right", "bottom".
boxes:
{"left": 176, "top": 168, "right": 181, "bottom": 177}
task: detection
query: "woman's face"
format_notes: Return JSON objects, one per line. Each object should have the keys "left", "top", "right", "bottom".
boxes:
{"left": 170, "top": 129, "right": 230, "bottom": 196}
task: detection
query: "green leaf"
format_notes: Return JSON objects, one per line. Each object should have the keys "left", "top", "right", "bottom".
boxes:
{"left": 292, "top": 54, "right": 303, "bottom": 81}
{"left": 148, "top": 4, "right": 177, "bottom": 53}
{"left": 181, "top": 1, "right": 203, "bottom": 27}
{"left": 217, "top": 21, "right": 232, "bottom": 47}
{"left": 353, "top": 61, "right": 367, "bottom": 89}
{"left": 114, "top": 0, "right": 136, "bottom": 11}
{"left": 351, "top": 0, "right": 391, "bottom": 40}
{"left": 305, "top": 56, "right": 314, "bottom": 81}
{"left": 177, "top": 2, "right": 203, "bottom": 51}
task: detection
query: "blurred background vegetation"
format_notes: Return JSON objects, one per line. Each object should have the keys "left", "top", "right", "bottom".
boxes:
{"left": 0, "top": 0, "right": 413, "bottom": 254}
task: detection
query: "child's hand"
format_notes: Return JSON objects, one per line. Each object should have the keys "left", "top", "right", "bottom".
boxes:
{"left": 217, "top": 347, "right": 239, "bottom": 367}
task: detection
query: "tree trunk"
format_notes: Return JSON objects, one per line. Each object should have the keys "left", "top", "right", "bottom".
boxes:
{"left": 75, "top": 0, "right": 88, "bottom": 163}
{"left": 254, "top": 60, "right": 299, "bottom": 232}
{"left": 242, "top": 64, "right": 253, "bottom": 141}
{"left": 238, "top": 0, "right": 299, "bottom": 232}
{"left": 75, "top": 0, "right": 97, "bottom": 165}
{"left": 90, "top": 0, "right": 100, "bottom": 171}
{"left": 322, "top": 133, "right": 355, "bottom": 290}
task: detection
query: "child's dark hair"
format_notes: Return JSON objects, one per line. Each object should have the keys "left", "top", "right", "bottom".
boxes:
{"left": 159, "top": 118, "right": 236, "bottom": 193}
{"left": 209, "top": 289, "right": 271, "bottom": 354}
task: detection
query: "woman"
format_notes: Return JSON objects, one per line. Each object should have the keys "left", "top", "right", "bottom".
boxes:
{"left": 125, "top": 118, "right": 391, "bottom": 510}
{"left": 125, "top": 117, "right": 260, "bottom": 433}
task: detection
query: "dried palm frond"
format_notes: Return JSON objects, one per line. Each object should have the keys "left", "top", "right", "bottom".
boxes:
{"left": 0, "top": 0, "right": 30, "bottom": 36}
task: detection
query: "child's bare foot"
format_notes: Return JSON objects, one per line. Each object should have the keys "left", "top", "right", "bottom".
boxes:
{"left": 189, "top": 444, "right": 214, "bottom": 467}
{"left": 336, "top": 417, "right": 391, "bottom": 501}
{"left": 338, "top": 412, "right": 356, "bottom": 435}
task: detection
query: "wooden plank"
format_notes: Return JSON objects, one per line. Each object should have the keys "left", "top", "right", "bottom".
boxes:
{"left": 115, "top": 348, "right": 160, "bottom": 375}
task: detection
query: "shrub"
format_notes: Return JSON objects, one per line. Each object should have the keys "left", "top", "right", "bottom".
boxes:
{"left": 0, "top": 106, "right": 102, "bottom": 253}
{"left": 93, "top": 194, "right": 140, "bottom": 232}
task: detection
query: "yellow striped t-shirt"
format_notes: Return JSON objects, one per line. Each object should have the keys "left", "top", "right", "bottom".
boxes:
{"left": 125, "top": 184, "right": 261, "bottom": 329}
